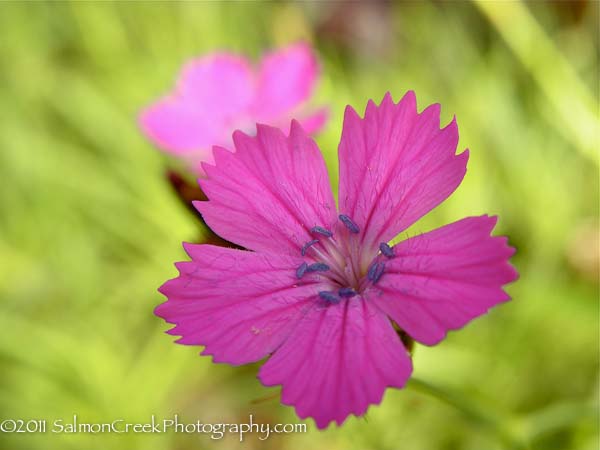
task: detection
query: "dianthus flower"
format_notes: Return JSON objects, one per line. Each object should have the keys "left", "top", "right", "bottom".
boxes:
{"left": 139, "top": 42, "right": 327, "bottom": 173}
{"left": 156, "top": 92, "right": 518, "bottom": 428}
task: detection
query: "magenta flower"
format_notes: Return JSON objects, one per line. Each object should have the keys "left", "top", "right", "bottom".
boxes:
{"left": 156, "top": 92, "right": 518, "bottom": 428}
{"left": 139, "top": 42, "right": 327, "bottom": 173}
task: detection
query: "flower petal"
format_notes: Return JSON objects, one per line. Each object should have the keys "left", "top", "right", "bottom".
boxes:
{"left": 258, "top": 297, "right": 413, "bottom": 429}
{"left": 265, "top": 107, "right": 329, "bottom": 137}
{"left": 139, "top": 97, "right": 222, "bottom": 158}
{"left": 368, "top": 215, "right": 518, "bottom": 346}
{"left": 196, "top": 121, "right": 337, "bottom": 254}
{"left": 338, "top": 91, "right": 469, "bottom": 252}
{"left": 139, "top": 53, "right": 254, "bottom": 154}
{"left": 253, "top": 42, "right": 320, "bottom": 121}
{"left": 178, "top": 54, "right": 255, "bottom": 118}
{"left": 156, "top": 244, "right": 327, "bottom": 365}
{"left": 294, "top": 107, "right": 329, "bottom": 135}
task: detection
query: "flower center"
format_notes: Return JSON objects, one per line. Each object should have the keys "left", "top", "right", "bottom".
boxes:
{"left": 294, "top": 215, "right": 395, "bottom": 305}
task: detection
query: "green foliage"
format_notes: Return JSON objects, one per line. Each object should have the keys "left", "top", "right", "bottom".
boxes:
{"left": 0, "top": 2, "right": 597, "bottom": 449}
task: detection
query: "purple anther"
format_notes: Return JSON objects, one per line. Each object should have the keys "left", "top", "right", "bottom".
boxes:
{"left": 338, "top": 287, "right": 357, "bottom": 298}
{"left": 339, "top": 214, "right": 360, "bottom": 234}
{"left": 301, "top": 239, "right": 319, "bottom": 256}
{"left": 367, "top": 262, "right": 379, "bottom": 280}
{"left": 296, "top": 262, "right": 308, "bottom": 279}
{"left": 379, "top": 242, "right": 394, "bottom": 258}
{"left": 306, "top": 262, "right": 330, "bottom": 273}
{"left": 310, "top": 226, "right": 333, "bottom": 238}
{"left": 318, "top": 291, "right": 340, "bottom": 304}
{"left": 367, "top": 262, "right": 385, "bottom": 284}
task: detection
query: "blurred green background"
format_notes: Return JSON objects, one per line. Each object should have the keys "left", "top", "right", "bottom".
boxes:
{"left": 0, "top": 1, "right": 598, "bottom": 449}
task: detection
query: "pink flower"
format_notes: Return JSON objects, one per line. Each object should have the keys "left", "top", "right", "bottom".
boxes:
{"left": 139, "top": 42, "right": 327, "bottom": 174}
{"left": 156, "top": 92, "right": 518, "bottom": 428}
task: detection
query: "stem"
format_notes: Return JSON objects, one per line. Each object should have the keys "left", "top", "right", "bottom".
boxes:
{"left": 472, "top": 0, "right": 599, "bottom": 167}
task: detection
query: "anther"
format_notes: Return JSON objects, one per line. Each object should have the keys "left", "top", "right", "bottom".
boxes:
{"left": 339, "top": 214, "right": 360, "bottom": 234}
{"left": 368, "top": 262, "right": 385, "bottom": 284}
{"left": 306, "top": 262, "right": 330, "bottom": 273}
{"left": 301, "top": 239, "right": 319, "bottom": 256}
{"left": 318, "top": 291, "right": 340, "bottom": 304}
{"left": 296, "top": 262, "right": 308, "bottom": 279}
{"left": 338, "top": 287, "right": 357, "bottom": 298}
{"left": 367, "top": 262, "right": 379, "bottom": 280}
{"left": 310, "top": 226, "right": 333, "bottom": 237}
{"left": 379, "top": 242, "right": 394, "bottom": 258}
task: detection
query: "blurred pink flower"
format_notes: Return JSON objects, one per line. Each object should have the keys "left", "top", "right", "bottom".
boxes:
{"left": 156, "top": 92, "right": 518, "bottom": 428}
{"left": 139, "top": 42, "right": 327, "bottom": 173}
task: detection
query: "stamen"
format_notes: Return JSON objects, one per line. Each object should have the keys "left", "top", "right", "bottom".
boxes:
{"left": 306, "top": 262, "right": 330, "bottom": 273}
{"left": 339, "top": 214, "right": 360, "bottom": 234}
{"left": 301, "top": 239, "right": 319, "bottom": 256}
{"left": 368, "top": 262, "right": 385, "bottom": 284}
{"left": 310, "top": 226, "right": 333, "bottom": 237}
{"left": 296, "top": 262, "right": 308, "bottom": 279}
{"left": 367, "top": 262, "right": 378, "bottom": 280}
{"left": 318, "top": 291, "right": 340, "bottom": 304}
{"left": 338, "top": 287, "right": 357, "bottom": 298}
{"left": 379, "top": 242, "right": 394, "bottom": 258}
